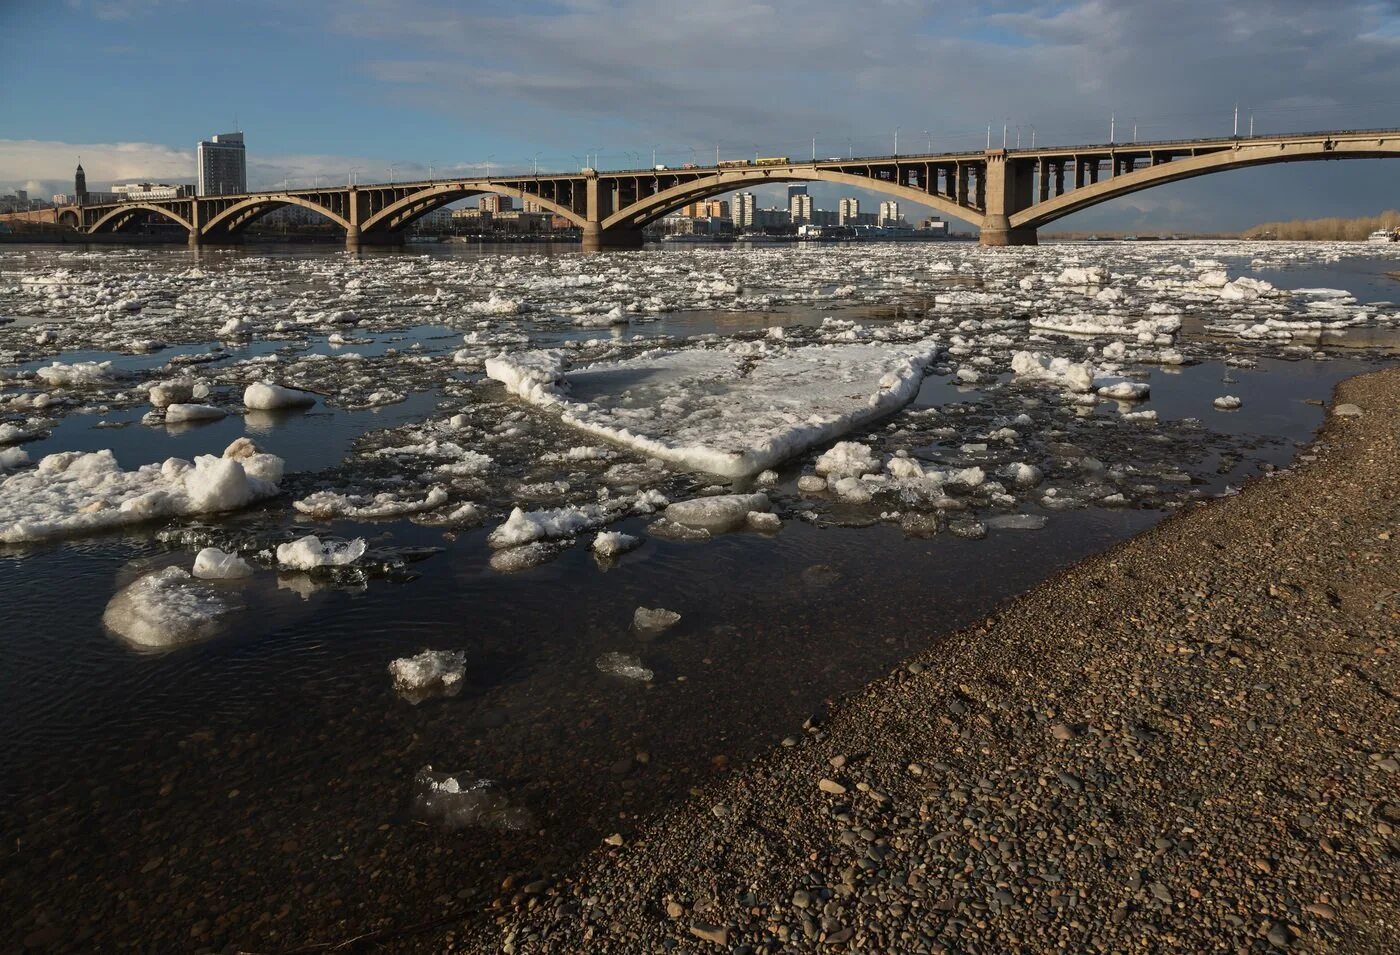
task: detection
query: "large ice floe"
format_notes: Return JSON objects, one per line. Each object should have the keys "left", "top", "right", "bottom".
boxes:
{"left": 485, "top": 339, "right": 939, "bottom": 478}
{"left": 0, "top": 439, "right": 284, "bottom": 544}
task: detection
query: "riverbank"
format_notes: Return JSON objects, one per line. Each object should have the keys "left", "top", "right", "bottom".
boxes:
{"left": 460, "top": 367, "right": 1399, "bottom": 953}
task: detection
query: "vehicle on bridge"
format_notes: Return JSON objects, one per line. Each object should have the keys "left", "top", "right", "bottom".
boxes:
{"left": 755, "top": 156, "right": 790, "bottom": 166}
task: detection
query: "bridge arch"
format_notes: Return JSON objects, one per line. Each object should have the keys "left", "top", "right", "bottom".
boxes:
{"left": 57, "top": 209, "right": 80, "bottom": 230}
{"left": 359, "top": 183, "right": 587, "bottom": 234}
{"left": 88, "top": 203, "right": 193, "bottom": 234}
{"left": 1011, "top": 138, "right": 1400, "bottom": 231}
{"left": 602, "top": 167, "right": 981, "bottom": 232}
{"left": 202, "top": 194, "right": 352, "bottom": 236}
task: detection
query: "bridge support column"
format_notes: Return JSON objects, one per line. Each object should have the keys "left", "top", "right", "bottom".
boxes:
{"left": 345, "top": 228, "right": 404, "bottom": 251}
{"left": 979, "top": 215, "right": 1038, "bottom": 246}
{"left": 581, "top": 222, "right": 644, "bottom": 251}
{"left": 980, "top": 149, "right": 1037, "bottom": 247}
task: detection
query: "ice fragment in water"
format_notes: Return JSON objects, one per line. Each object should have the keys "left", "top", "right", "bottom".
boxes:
{"left": 489, "top": 541, "right": 563, "bottom": 573}
{"left": 164, "top": 403, "right": 227, "bottom": 424}
{"left": 275, "top": 535, "right": 367, "bottom": 570}
{"left": 243, "top": 382, "right": 316, "bottom": 410}
{"left": 814, "top": 442, "right": 880, "bottom": 479}
{"left": 633, "top": 606, "right": 681, "bottom": 634}
{"left": 596, "top": 651, "right": 654, "bottom": 681}
{"left": 1213, "top": 395, "right": 1242, "bottom": 410}
{"left": 389, "top": 649, "right": 467, "bottom": 703}
{"left": 592, "top": 531, "right": 640, "bottom": 558}
{"left": 663, "top": 493, "right": 769, "bottom": 531}
{"left": 413, "top": 767, "right": 534, "bottom": 831}
{"left": 1095, "top": 380, "right": 1150, "bottom": 401}
{"left": 102, "top": 566, "right": 239, "bottom": 649}
{"left": 748, "top": 511, "right": 782, "bottom": 531}
{"left": 191, "top": 547, "right": 253, "bottom": 579}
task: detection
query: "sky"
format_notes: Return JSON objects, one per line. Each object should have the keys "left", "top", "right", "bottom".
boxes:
{"left": 2, "top": 0, "right": 1399, "bottom": 231}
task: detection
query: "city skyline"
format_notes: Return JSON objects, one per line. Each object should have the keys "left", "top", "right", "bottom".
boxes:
{"left": 3, "top": 1, "right": 1399, "bottom": 231}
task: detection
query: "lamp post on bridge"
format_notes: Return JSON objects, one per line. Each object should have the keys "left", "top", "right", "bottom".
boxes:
{"left": 651, "top": 144, "right": 661, "bottom": 168}
{"left": 388, "top": 164, "right": 396, "bottom": 184}
{"left": 923, "top": 130, "right": 932, "bottom": 153}
{"left": 532, "top": 153, "right": 540, "bottom": 175}
{"left": 894, "top": 126, "right": 900, "bottom": 157}
{"left": 348, "top": 167, "right": 360, "bottom": 187}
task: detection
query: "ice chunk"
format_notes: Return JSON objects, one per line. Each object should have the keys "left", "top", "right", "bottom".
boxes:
{"left": 0, "top": 441, "right": 283, "bottom": 544}
{"left": 164, "top": 403, "right": 227, "bottom": 424}
{"left": 0, "top": 447, "right": 28, "bottom": 471}
{"left": 149, "top": 381, "right": 194, "bottom": 408}
{"left": 102, "top": 566, "right": 238, "bottom": 649}
{"left": 1055, "top": 265, "right": 1108, "bottom": 286}
{"left": 814, "top": 441, "right": 880, "bottom": 479}
{"left": 1213, "top": 395, "right": 1242, "bottom": 410}
{"left": 294, "top": 486, "right": 448, "bottom": 520}
{"left": 748, "top": 511, "right": 782, "bottom": 531}
{"left": 191, "top": 547, "right": 253, "bottom": 579}
{"left": 984, "top": 514, "right": 1049, "bottom": 531}
{"left": 244, "top": 382, "right": 317, "bottom": 410}
{"left": 633, "top": 606, "right": 681, "bottom": 633}
{"left": 1010, "top": 351, "right": 1095, "bottom": 393}
{"left": 275, "top": 535, "right": 367, "bottom": 570}
{"left": 596, "top": 651, "right": 654, "bottom": 681}
{"left": 413, "top": 767, "right": 534, "bottom": 831}
{"left": 1095, "top": 380, "right": 1150, "bottom": 401}
{"left": 488, "top": 503, "right": 612, "bottom": 548}
{"left": 389, "top": 649, "right": 467, "bottom": 703}
{"left": 593, "top": 531, "right": 640, "bottom": 558}
{"left": 1001, "top": 463, "right": 1043, "bottom": 488}
{"left": 36, "top": 361, "right": 111, "bottom": 387}
{"left": 797, "top": 474, "right": 828, "bottom": 493}
{"left": 663, "top": 493, "right": 769, "bottom": 531}
{"left": 489, "top": 541, "right": 561, "bottom": 572}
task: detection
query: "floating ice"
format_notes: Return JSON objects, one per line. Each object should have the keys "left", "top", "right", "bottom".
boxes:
{"left": 0, "top": 447, "right": 28, "bottom": 471}
{"left": 148, "top": 381, "right": 193, "bottom": 408}
{"left": 748, "top": 511, "right": 782, "bottom": 531}
{"left": 413, "top": 767, "right": 534, "bottom": 831}
{"left": 1213, "top": 395, "right": 1243, "bottom": 410}
{"left": 36, "top": 361, "right": 111, "bottom": 387}
{"left": 1095, "top": 380, "right": 1151, "bottom": 401}
{"left": 596, "top": 651, "right": 654, "bottom": 681}
{"left": 294, "top": 486, "right": 448, "bottom": 520}
{"left": 488, "top": 541, "right": 561, "bottom": 573}
{"left": 275, "top": 535, "right": 367, "bottom": 570}
{"left": 164, "top": 403, "right": 227, "bottom": 424}
{"left": 102, "top": 566, "right": 238, "bottom": 649}
{"left": 243, "top": 382, "right": 316, "bottom": 411}
{"left": 593, "top": 531, "right": 640, "bottom": 558}
{"left": 1010, "top": 351, "right": 1095, "bottom": 393}
{"left": 486, "top": 339, "right": 938, "bottom": 478}
{"left": 633, "top": 606, "right": 680, "bottom": 633}
{"left": 814, "top": 442, "right": 880, "bottom": 480}
{"left": 389, "top": 649, "right": 467, "bottom": 703}
{"left": 191, "top": 547, "right": 253, "bottom": 579}
{"left": 663, "top": 493, "right": 769, "bottom": 531}
{"left": 0, "top": 440, "right": 284, "bottom": 544}
{"left": 488, "top": 503, "right": 613, "bottom": 548}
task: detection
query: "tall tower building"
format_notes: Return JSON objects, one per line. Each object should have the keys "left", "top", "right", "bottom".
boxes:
{"left": 733, "top": 192, "right": 756, "bottom": 229}
{"left": 878, "top": 200, "right": 900, "bottom": 227}
{"left": 838, "top": 197, "right": 859, "bottom": 225}
{"left": 197, "top": 132, "right": 247, "bottom": 196}
{"left": 479, "top": 194, "right": 513, "bottom": 213}
{"left": 786, "top": 184, "right": 808, "bottom": 202}
{"left": 74, "top": 160, "right": 87, "bottom": 203}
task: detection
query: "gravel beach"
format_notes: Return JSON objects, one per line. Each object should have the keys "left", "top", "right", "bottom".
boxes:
{"left": 457, "top": 367, "right": 1400, "bottom": 954}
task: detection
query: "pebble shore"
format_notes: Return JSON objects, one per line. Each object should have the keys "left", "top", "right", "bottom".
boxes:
{"left": 460, "top": 368, "right": 1400, "bottom": 953}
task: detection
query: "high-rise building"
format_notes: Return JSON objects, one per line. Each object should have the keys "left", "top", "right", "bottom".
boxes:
{"left": 682, "top": 199, "right": 730, "bottom": 219}
{"left": 878, "top": 200, "right": 901, "bottom": 227}
{"left": 786, "top": 185, "right": 808, "bottom": 202}
{"left": 838, "top": 197, "right": 860, "bottom": 225}
{"left": 732, "top": 192, "right": 756, "bottom": 229}
{"left": 788, "top": 193, "right": 813, "bottom": 224}
{"left": 479, "top": 194, "right": 514, "bottom": 213}
{"left": 74, "top": 161, "right": 87, "bottom": 203}
{"left": 197, "top": 133, "right": 246, "bottom": 196}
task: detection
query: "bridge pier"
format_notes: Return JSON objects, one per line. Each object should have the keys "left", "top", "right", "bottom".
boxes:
{"left": 979, "top": 216, "right": 1038, "bottom": 247}
{"left": 581, "top": 223, "right": 644, "bottom": 251}
{"left": 345, "top": 228, "right": 404, "bottom": 252}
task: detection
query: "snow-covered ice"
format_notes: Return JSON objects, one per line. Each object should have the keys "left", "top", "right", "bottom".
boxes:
{"left": 389, "top": 649, "right": 467, "bottom": 703}
{"left": 275, "top": 535, "right": 367, "bottom": 570}
{"left": 191, "top": 547, "right": 253, "bottom": 579}
{"left": 0, "top": 440, "right": 284, "bottom": 544}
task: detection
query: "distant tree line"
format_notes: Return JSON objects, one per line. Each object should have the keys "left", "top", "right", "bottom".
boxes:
{"left": 1242, "top": 210, "right": 1400, "bottom": 241}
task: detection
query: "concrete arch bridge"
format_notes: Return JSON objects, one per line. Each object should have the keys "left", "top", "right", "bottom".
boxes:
{"left": 36, "top": 128, "right": 1400, "bottom": 249}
